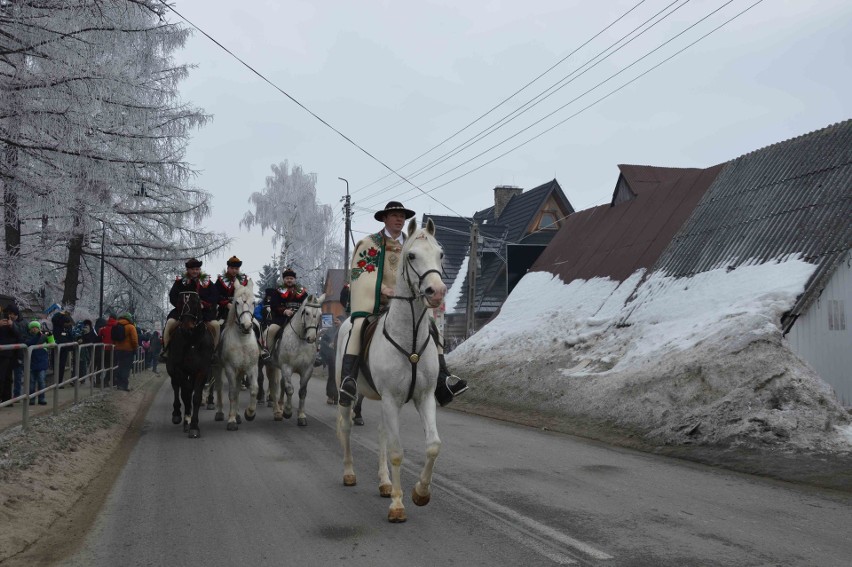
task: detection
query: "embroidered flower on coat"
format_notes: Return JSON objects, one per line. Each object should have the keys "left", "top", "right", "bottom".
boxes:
{"left": 351, "top": 246, "right": 381, "bottom": 281}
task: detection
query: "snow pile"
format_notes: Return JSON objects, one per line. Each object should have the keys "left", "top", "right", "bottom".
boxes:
{"left": 449, "top": 257, "right": 851, "bottom": 452}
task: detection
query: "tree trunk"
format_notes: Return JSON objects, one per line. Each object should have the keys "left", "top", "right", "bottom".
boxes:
{"left": 61, "top": 207, "right": 85, "bottom": 309}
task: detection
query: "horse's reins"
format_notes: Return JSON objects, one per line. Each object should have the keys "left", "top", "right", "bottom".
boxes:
{"left": 286, "top": 302, "right": 323, "bottom": 342}
{"left": 383, "top": 255, "right": 442, "bottom": 403}
{"left": 231, "top": 299, "right": 254, "bottom": 335}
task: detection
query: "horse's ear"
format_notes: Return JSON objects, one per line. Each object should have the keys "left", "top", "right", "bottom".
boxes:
{"left": 407, "top": 218, "right": 417, "bottom": 238}
{"left": 426, "top": 217, "right": 435, "bottom": 235}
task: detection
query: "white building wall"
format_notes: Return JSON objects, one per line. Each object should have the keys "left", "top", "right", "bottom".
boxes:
{"left": 787, "top": 251, "right": 852, "bottom": 406}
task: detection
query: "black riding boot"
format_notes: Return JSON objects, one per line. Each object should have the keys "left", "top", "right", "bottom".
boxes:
{"left": 339, "top": 354, "right": 359, "bottom": 407}
{"left": 435, "top": 354, "right": 468, "bottom": 407}
{"left": 251, "top": 325, "right": 270, "bottom": 362}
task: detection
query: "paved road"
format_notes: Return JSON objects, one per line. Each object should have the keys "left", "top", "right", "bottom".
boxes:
{"left": 62, "top": 372, "right": 852, "bottom": 566}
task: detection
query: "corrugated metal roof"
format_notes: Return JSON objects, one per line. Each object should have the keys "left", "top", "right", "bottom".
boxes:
{"left": 531, "top": 165, "right": 723, "bottom": 283}
{"left": 653, "top": 120, "right": 852, "bottom": 326}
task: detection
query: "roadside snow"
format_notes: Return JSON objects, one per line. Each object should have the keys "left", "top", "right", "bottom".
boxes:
{"left": 449, "top": 257, "right": 852, "bottom": 452}
{"left": 444, "top": 252, "right": 469, "bottom": 314}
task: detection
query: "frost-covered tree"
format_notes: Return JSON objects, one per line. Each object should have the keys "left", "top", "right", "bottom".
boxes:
{"left": 241, "top": 161, "right": 342, "bottom": 295}
{"left": 0, "top": 0, "right": 228, "bottom": 318}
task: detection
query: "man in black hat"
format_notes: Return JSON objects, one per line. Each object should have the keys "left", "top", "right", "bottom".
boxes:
{"left": 0, "top": 304, "right": 24, "bottom": 404}
{"left": 216, "top": 255, "right": 266, "bottom": 355}
{"left": 161, "top": 257, "right": 220, "bottom": 358}
{"left": 262, "top": 267, "right": 308, "bottom": 356}
{"left": 339, "top": 201, "right": 468, "bottom": 407}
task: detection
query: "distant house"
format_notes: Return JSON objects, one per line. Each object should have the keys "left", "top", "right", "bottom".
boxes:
{"left": 426, "top": 179, "right": 573, "bottom": 343}
{"left": 320, "top": 268, "right": 347, "bottom": 322}
{"left": 531, "top": 120, "right": 852, "bottom": 406}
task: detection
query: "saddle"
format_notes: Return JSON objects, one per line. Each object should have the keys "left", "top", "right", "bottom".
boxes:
{"left": 356, "top": 314, "right": 381, "bottom": 392}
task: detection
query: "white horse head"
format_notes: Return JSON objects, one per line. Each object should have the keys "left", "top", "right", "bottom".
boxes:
{"left": 295, "top": 293, "right": 325, "bottom": 344}
{"left": 231, "top": 278, "right": 255, "bottom": 334}
{"left": 402, "top": 217, "right": 446, "bottom": 309}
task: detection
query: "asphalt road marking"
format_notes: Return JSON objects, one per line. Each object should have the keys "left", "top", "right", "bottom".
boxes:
{"left": 330, "top": 415, "right": 614, "bottom": 564}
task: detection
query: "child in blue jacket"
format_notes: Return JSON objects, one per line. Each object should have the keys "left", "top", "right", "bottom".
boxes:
{"left": 25, "top": 321, "right": 52, "bottom": 405}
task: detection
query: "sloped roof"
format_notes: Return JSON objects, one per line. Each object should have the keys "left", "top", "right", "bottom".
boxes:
{"left": 423, "top": 214, "right": 473, "bottom": 292}
{"left": 455, "top": 179, "right": 573, "bottom": 313}
{"left": 531, "top": 165, "right": 723, "bottom": 283}
{"left": 653, "top": 120, "right": 852, "bottom": 327}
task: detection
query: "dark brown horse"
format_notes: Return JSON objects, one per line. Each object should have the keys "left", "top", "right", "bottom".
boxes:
{"left": 167, "top": 291, "right": 215, "bottom": 438}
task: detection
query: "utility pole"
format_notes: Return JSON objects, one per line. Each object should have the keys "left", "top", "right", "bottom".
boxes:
{"left": 466, "top": 222, "right": 479, "bottom": 337}
{"left": 339, "top": 177, "right": 351, "bottom": 282}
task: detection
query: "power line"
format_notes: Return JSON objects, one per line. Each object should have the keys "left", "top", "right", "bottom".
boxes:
{"left": 357, "top": 0, "right": 691, "bottom": 208}
{"left": 356, "top": 0, "right": 756, "bottom": 215}
{"left": 158, "top": 0, "right": 464, "bottom": 218}
{"left": 350, "top": 0, "right": 651, "bottom": 197}
{"left": 413, "top": 0, "right": 766, "bottom": 201}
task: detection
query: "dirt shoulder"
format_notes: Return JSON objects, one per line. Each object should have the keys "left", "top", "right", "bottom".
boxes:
{"left": 0, "top": 371, "right": 163, "bottom": 566}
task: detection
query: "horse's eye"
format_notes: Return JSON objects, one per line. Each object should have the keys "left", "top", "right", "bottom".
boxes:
{"left": 440, "top": 252, "right": 444, "bottom": 259}
{"left": 408, "top": 253, "right": 415, "bottom": 260}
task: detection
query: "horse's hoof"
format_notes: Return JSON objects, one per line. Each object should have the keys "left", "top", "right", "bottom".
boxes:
{"left": 353, "top": 416, "right": 364, "bottom": 426}
{"left": 244, "top": 410, "right": 256, "bottom": 422}
{"left": 282, "top": 410, "right": 292, "bottom": 420}
{"left": 343, "top": 474, "right": 357, "bottom": 487}
{"left": 266, "top": 400, "right": 273, "bottom": 408}
{"left": 183, "top": 422, "right": 189, "bottom": 433}
{"left": 226, "top": 422, "right": 238, "bottom": 431}
{"left": 297, "top": 417, "right": 307, "bottom": 427}
{"left": 379, "top": 483, "right": 392, "bottom": 498}
{"left": 206, "top": 403, "right": 215, "bottom": 410}
{"left": 274, "top": 413, "right": 283, "bottom": 422}
{"left": 236, "top": 414, "right": 242, "bottom": 424}
{"left": 388, "top": 508, "right": 407, "bottom": 523}
{"left": 214, "top": 411, "right": 224, "bottom": 422}
{"left": 171, "top": 414, "right": 182, "bottom": 425}
{"left": 411, "top": 486, "right": 431, "bottom": 507}
{"left": 189, "top": 429, "right": 200, "bottom": 439}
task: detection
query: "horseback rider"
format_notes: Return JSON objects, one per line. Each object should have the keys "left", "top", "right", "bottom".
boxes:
{"left": 262, "top": 267, "right": 308, "bottom": 357}
{"left": 338, "top": 201, "right": 468, "bottom": 407}
{"left": 215, "top": 255, "right": 265, "bottom": 351}
{"left": 161, "top": 258, "right": 220, "bottom": 359}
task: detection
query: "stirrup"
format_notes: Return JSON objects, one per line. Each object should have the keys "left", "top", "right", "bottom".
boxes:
{"left": 260, "top": 348, "right": 271, "bottom": 361}
{"left": 445, "top": 373, "right": 469, "bottom": 396}
{"left": 339, "top": 376, "right": 357, "bottom": 407}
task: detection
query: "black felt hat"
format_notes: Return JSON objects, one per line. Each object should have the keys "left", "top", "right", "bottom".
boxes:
{"left": 185, "top": 258, "right": 202, "bottom": 268}
{"left": 374, "top": 201, "right": 415, "bottom": 222}
{"left": 281, "top": 267, "right": 297, "bottom": 279}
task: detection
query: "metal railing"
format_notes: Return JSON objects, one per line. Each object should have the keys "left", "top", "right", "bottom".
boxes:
{"left": 0, "top": 341, "right": 149, "bottom": 430}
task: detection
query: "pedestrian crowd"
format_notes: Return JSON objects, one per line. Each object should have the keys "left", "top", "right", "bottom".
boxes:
{"left": 0, "top": 303, "right": 159, "bottom": 407}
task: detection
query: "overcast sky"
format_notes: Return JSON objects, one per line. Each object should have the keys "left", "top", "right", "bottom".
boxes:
{"left": 166, "top": 0, "right": 851, "bottom": 281}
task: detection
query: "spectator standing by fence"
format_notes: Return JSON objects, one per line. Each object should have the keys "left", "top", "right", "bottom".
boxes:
{"left": 75, "top": 320, "right": 99, "bottom": 383}
{"left": 148, "top": 331, "right": 162, "bottom": 374}
{"left": 112, "top": 313, "right": 138, "bottom": 391}
{"left": 51, "top": 310, "right": 75, "bottom": 388}
{"left": 0, "top": 305, "right": 24, "bottom": 405}
{"left": 24, "top": 321, "right": 52, "bottom": 405}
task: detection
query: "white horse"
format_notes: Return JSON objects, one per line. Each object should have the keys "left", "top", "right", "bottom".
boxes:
{"left": 265, "top": 293, "right": 325, "bottom": 425}
{"left": 213, "top": 278, "right": 259, "bottom": 430}
{"left": 336, "top": 218, "right": 446, "bottom": 523}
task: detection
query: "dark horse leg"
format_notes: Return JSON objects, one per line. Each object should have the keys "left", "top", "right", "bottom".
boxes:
{"left": 188, "top": 368, "right": 206, "bottom": 439}
{"left": 171, "top": 376, "right": 183, "bottom": 425}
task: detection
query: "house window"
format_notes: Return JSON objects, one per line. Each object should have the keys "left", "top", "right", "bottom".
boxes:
{"left": 538, "top": 212, "right": 558, "bottom": 230}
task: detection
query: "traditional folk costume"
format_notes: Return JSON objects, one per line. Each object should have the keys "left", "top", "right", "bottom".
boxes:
{"left": 262, "top": 268, "right": 309, "bottom": 352}
{"left": 339, "top": 201, "right": 468, "bottom": 407}
{"left": 162, "top": 258, "right": 221, "bottom": 356}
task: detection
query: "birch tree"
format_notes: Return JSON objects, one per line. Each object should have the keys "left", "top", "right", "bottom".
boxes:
{"left": 241, "top": 161, "right": 342, "bottom": 295}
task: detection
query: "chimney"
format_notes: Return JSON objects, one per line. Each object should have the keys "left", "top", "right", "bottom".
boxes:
{"left": 493, "top": 186, "right": 522, "bottom": 219}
